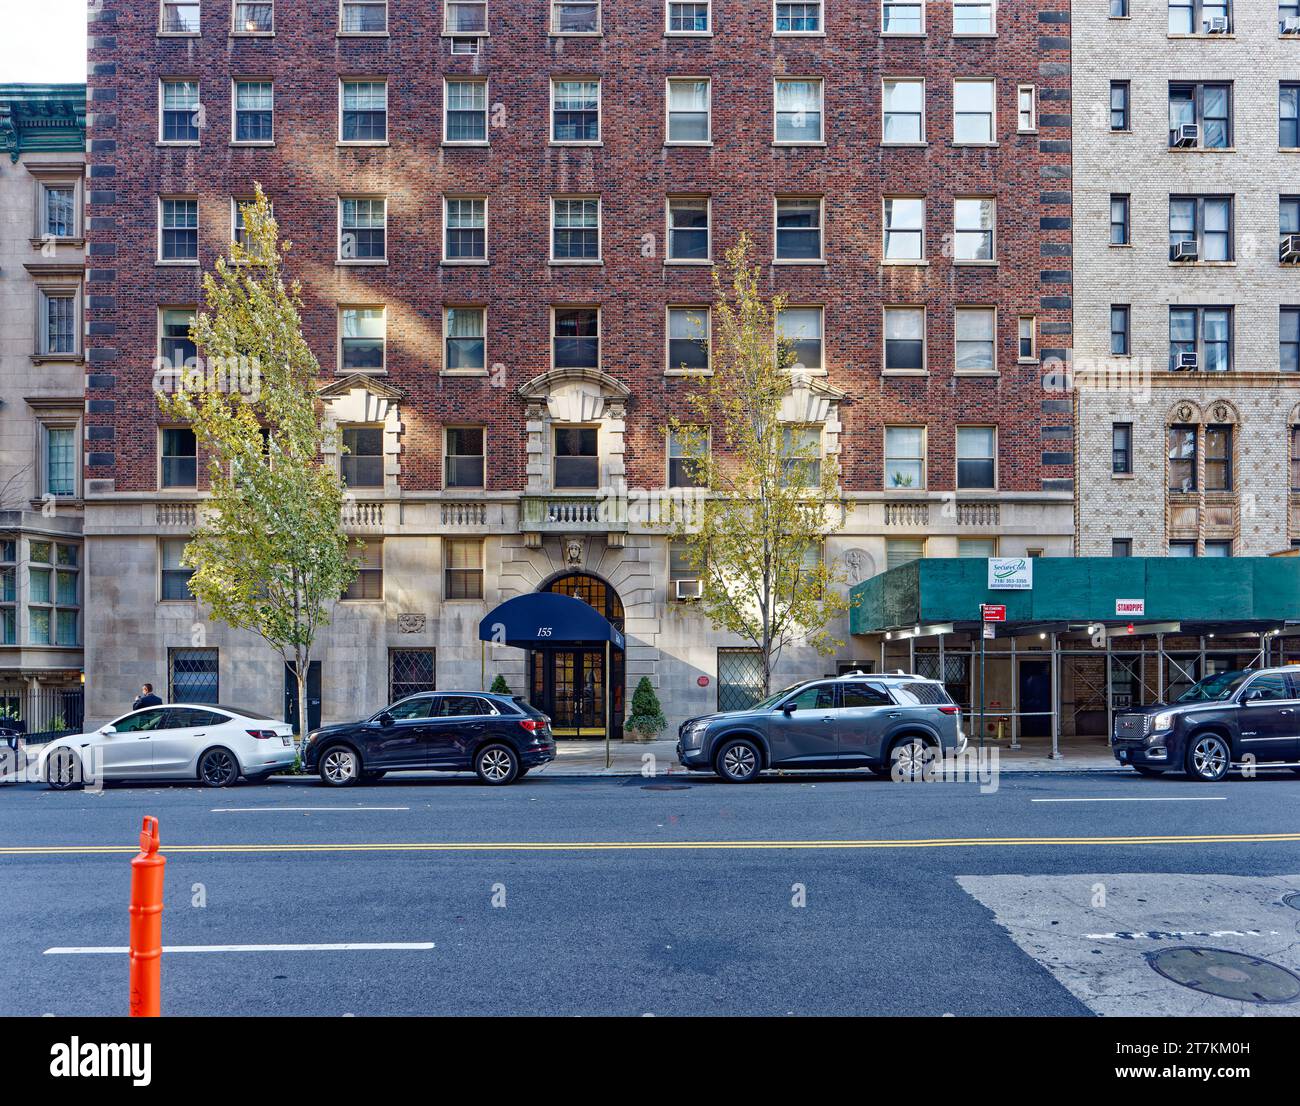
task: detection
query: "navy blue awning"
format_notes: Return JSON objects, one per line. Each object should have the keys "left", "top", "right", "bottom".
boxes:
{"left": 478, "top": 591, "right": 626, "bottom": 650}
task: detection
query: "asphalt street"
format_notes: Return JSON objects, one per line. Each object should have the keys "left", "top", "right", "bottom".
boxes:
{"left": 2, "top": 768, "right": 1299, "bottom": 1016}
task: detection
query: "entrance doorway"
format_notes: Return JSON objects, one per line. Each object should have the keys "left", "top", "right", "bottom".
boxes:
{"left": 284, "top": 660, "right": 322, "bottom": 733}
{"left": 1017, "top": 660, "right": 1051, "bottom": 738}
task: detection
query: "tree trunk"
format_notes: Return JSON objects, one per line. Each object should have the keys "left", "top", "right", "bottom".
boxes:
{"left": 295, "top": 654, "right": 309, "bottom": 745}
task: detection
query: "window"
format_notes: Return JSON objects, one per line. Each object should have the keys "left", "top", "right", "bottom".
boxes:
{"left": 666, "top": 197, "right": 710, "bottom": 262}
{"left": 955, "top": 308, "right": 996, "bottom": 372}
{"left": 345, "top": 540, "right": 384, "bottom": 601}
{"left": 775, "top": 1, "right": 822, "bottom": 33}
{"left": 1017, "top": 85, "right": 1036, "bottom": 132}
{"left": 1169, "top": 195, "right": 1232, "bottom": 261}
{"left": 1283, "top": 307, "right": 1300, "bottom": 372}
{"left": 667, "top": 78, "right": 710, "bottom": 143}
{"left": 1204, "top": 424, "right": 1233, "bottom": 491}
{"left": 44, "top": 427, "right": 76, "bottom": 497}
{"left": 445, "top": 428, "right": 485, "bottom": 489}
{"left": 233, "top": 80, "right": 273, "bottom": 142}
{"left": 27, "top": 541, "right": 75, "bottom": 645}
{"left": 885, "top": 426, "right": 925, "bottom": 488}
{"left": 883, "top": 307, "right": 925, "bottom": 372}
{"left": 1204, "top": 540, "right": 1231, "bottom": 557}
{"left": 159, "top": 198, "right": 198, "bottom": 262}
{"left": 169, "top": 649, "right": 219, "bottom": 702}
{"left": 160, "top": 80, "right": 200, "bottom": 142}
{"left": 552, "top": 197, "right": 600, "bottom": 262}
{"left": 1169, "top": 0, "right": 1232, "bottom": 34}
{"left": 340, "top": 80, "right": 387, "bottom": 143}
{"left": 1170, "top": 306, "right": 1232, "bottom": 371}
{"left": 553, "top": 307, "right": 599, "bottom": 369}
{"left": 1111, "top": 81, "right": 1131, "bottom": 131}
{"left": 777, "top": 307, "right": 823, "bottom": 371}
{"left": 883, "top": 197, "right": 924, "bottom": 260}
{"left": 444, "top": 79, "right": 488, "bottom": 144}
{"left": 1169, "top": 82, "right": 1231, "bottom": 148}
{"left": 340, "top": 306, "right": 385, "bottom": 371}
{"left": 954, "top": 197, "right": 995, "bottom": 261}
{"left": 1168, "top": 425, "right": 1197, "bottom": 491}
{"left": 775, "top": 197, "right": 823, "bottom": 261}
{"left": 882, "top": 2, "right": 923, "bottom": 33}
{"left": 340, "top": 1, "right": 387, "bottom": 33}
{"left": 1284, "top": 1, "right": 1300, "bottom": 32}
{"left": 1112, "top": 538, "right": 1132, "bottom": 556}
{"left": 1168, "top": 540, "right": 1197, "bottom": 556}
{"left": 1284, "top": 197, "right": 1300, "bottom": 259}
{"left": 552, "top": 0, "right": 600, "bottom": 34}
{"left": 669, "top": 541, "right": 699, "bottom": 598}
{"left": 1110, "top": 194, "right": 1130, "bottom": 245}
{"left": 1018, "top": 316, "right": 1037, "bottom": 361}
{"left": 42, "top": 185, "right": 76, "bottom": 239}
{"left": 717, "top": 648, "right": 765, "bottom": 712}
{"left": 339, "top": 197, "right": 386, "bottom": 261}
{"left": 953, "top": 79, "right": 995, "bottom": 144}
{"left": 0, "top": 542, "right": 14, "bottom": 646}
{"left": 882, "top": 79, "right": 924, "bottom": 143}
{"left": 667, "top": 430, "right": 707, "bottom": 488}
{"left": 954, "top": 2, "right": 994, "bottom": 34}
{"left": 1283, "top": 84, "right": 1299, "bottom": 148}
{"left": 1111, "top": 305, "right": 1131, "bottom": 355}
{"left": 234, "top": 2, "right": 273, "bottom": 32}
{"left": 443, "top": 196, "right": 487, "bottom": 262}
{"left": 341, "top": 427, "right": 384, "bottom": 488}
{"left": 667, "top": 1, "right": 710, "bottom": 33}
{"left": 667, "top": 307, "right": 710, "bottom": 372}
{"left": 390, "top": 649, "right": 436, "bottom": 701}
{"left": 886, "top": 538, "right": 925, "bottom": 570}
{"left": 40, "top": 292, "right": 77, "bottom": 356}
{"left": 160, "top": 307, "right": 196, "bottom": 368}
{"left": 1112, "top": 423, "right": 1133, "bottom": 474}
{"left": 160, "top": 539, "right": 195, "bottom": 600}
{"left": 444, "top": 0, "right": 487, "bottom": 33}
{"left": 1110, "top": 0, "right": 1129, "bottom": 15}
{"left": 774, "top": 79, "right": 823, "bottom": 143}
{"left": 444, "top": 307, "right": 486, "bottom": 372}
{"left": 161, "top": 428, "right": 197, "bottom": 488}
{"left": 161, "top": 2, "right": 200, "bottom": 33}
{"left": 554, "top": 427, "right": 599, "bottom": 488}
{"left": 780, "top": 426, "right": 822, "bottom": 487}
{"left": 552, "top": 80, "right": 601, "bottom": 143}
{"left": 956, "top": 427, "right": 996, "bottom": 489}
{"left": 958, "top": 537, "right": 998, "bottom": 558}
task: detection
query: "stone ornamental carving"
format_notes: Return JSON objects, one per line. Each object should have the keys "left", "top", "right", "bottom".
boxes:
{"left": 1177, "top": 403, "right": 1194, "bottom": 422}
{"left": 565, "top": 538, "right": 584, "bottom": 568}
{"left": 397, "top": 613, "right": 427, "bottom": 634}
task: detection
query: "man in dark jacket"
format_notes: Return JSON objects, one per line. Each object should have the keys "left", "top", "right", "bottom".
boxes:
{"left": 132, "top": 684, "right": 163, "bottom": 710}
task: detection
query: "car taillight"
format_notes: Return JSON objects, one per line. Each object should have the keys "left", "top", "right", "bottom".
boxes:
{"left": 938, "top": 706, "right": 960, "bottom": 715}
{"left": 246, "top": 729, "right": 277, "bottom": 739}
{"left": 518, "top": 718, "right": 544, "bottom": 733}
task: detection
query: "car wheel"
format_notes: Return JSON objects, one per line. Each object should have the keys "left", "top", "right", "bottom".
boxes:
{"left": 319, "top": 745, "right": 361, "bottom": 787}
{"left": 46, "top": 747, "right": 83, "bottom": 791}
{"left": 1186, "top": 733, "right": 1230, "bottom": 782}
{"left": 715, "top": 738, "right": 761, "bottom": 783}
{"left": 475, "top": 743, "right": 519, "bottom": 785}
{"left": 1133, "top": 765, "right": 1165, "bottom": 778}
{"left": 889, "top": 735, "right": 936, "bottom": 783}
{"left": 361, "top": 770, "right": 387, "bottom": 782}
{"left": 198, "top": 747, "right": 240, "bottom": 788}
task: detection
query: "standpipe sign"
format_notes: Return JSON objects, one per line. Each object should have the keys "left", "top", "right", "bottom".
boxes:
{"left": 987, "top": 557, "right": 1033, "bottom": 591}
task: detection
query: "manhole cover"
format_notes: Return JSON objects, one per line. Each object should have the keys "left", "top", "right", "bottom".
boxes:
{"left": 1283, "top": 891, "right": 1300, "bottom": 912}
{"left": 641, "top": 783, "right": 691, "bottom": 791}
{"left": 1147, "top": 947, "right": 1300, "bottom": 1004}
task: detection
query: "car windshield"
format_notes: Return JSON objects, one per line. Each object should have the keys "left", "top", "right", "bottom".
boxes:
{"left": 751, "top": 684, "right": 804, "bottom": 711}
{"left": 1175, "top": 671, "right": 1251, "bottom": 702}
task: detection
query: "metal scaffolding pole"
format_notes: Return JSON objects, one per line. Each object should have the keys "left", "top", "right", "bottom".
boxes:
{"left": 1009, "top": 635, "right": 1020, "bottom": 750}
{"left": 1050, "top": 632, "right": 1062, "bottom": 760}
{"left": 1156, "top": 633, "right": 1165, "bottom": 702}
{"left": 1105, "top": 633, "right": 1114, "bottom": 742}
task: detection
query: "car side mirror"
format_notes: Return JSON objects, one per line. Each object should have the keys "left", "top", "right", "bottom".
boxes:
{"left": 378, "top": 712, "right": 394, "bottom": 727}
{"left": 781, "top": 702, "right": 797, "bottom": 714}
{"left": 1243, "top": 693, "right": 1265, "bottom": 704}
{"left": 101, "top": 725, "right": 117, "bottom": 736}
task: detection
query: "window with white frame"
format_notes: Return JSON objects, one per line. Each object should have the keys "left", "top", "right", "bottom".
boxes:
{"left": 775, "top": 197, "right": 823, "bottom": 261}
{"left": 233, "top": 2, "right": 273, "bottom": 33}
{"left": 883, "top": 197, "right": 924, "bottom": 260}
{"left": 39, "top": 291, "right": 77, "bottom": 357}
{"left": 341, "top": 426, "right": 384, "bottom": 488}
{"left": 0, "top": 541, "right": 14, "bottom": 646}
{"left": 161, "top": 2, "right": 201, "bottom": 33}
{"left": 554, "top": 427, "right": 599, "bottom": 488}
{"left": 775, "top": 78, "right": 823, "bottom": 142}
{"left": 445, "top": 428, "right": 485, "bottom": 489}
{"left": 28, "top": 541, "right": 79, "bottom": 646}
{"left": 44, "top": 427, "right": 77, "bottom": 497}
{"left": 159, "top": 197, "right": 199, "bottom": 262}
{"left": 668, "top": 429, "right": 708, "bottom": 488}
{"left": 341, "top": 79, "right": 387, "bottom": 142}
{"left": 161, "top": 428, "right": 198, "bottom": 488}
{"left": 553, "top": 307, "right": 600, "bottom": 370}
{"left": 552, "top": 80, "right": 601, "bottom": 142}
{"left": 339, "top": 196, "right": 387, "bottom": 261}
{"left": 955, "top": 308, "right": 997, "bottom": 373}
{"left": 775, "top": 1, "right": 822, "bottom": 33}
{"left": 552, "top": 0, "right": 600, "bottom": 34}
{"left": 41, "top": 184, "right": 77, "bottom": 239}
{"left": 160, "top": 79, "right": 201, "bottom": 143}
{"left": 667, "top": 307, "right": 710, "bottom": 372}
{"left": 444, "top": 307, "right": 486, "bottom": 372}
{"left": 953, "top": 2, "right": 994, "bottom": 34}
{"left": 777, "top": 307, "right": 823, "bottom": 371}
{"left": 552, "top": 197, "right": 601, "bottom": 262}
{"left": 340, "top": 1, "right": 387, "bottom": 33}
{"left": 233, "top": 79, "right": 273, "bottom": 142}
{"left": 886, "top": 538, "right": 925, "bottom": 570}
{"left": 1018, "top": 316, "right": 1037, "bottom": 360}
{"left": 1168, "top": 0, "right": 1232, "bottom": 34}
{"left": 340, "top": 306, "right": 386, "bottom": 371}
{"left": 667, "top": 0, "right": 710, "bottom": 33}
{"left": 443, "top": 539, "right": 483, "bottom": 599}
{"left": 160, "top": 539, "right": 195, "bottom": 601}
{"left": 445, "top": 79, "right": 488, "bottom": 143}
{"left": 882, "top": 1, "right": 923, "bottom": 33}
{"left": 667, "top": 197, "right": 710, "bottom": 261}
{"left": 230, "top": 195, "right": 272, "bottom": 259}
{"left": 345, "top": 540, "right": 384, "bottom": 600}
{"left": 779, "top": 426, "right": 822, "bottom": 486}
{"left": 1017, "top": 84, "right": 1036, "bottom": 132}
{"left": 954, "top": 197, "right": 995, "bottom": 261}
{"left": 883, "top": 306, "right": 925, "bottom": 371}
{"left": 956, "top": 426, "right": 997, "bottom": 489}
{"left": 444, "top": 0, "right": 487, "bottom": 33}
{"left": 443, "top": 196, "right": 487, "bottom": 262}
{"left": 882, "top": 78, "right": 924, "bottom": 142}
{"left": 667, "top": 78, "right": 711, "bottom": 143}
{"left": 884, "top": 426, "right": 925, "bottom": 488}
{"left": 160, "top": 307, "right": 196, "bottom": 368}
{"left": 953, "top": 79, "right": 996, "bottom": 143}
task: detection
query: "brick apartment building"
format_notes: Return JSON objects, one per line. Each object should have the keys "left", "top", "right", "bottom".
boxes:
{"left": 81, "top": 0, "right": 1075, "bottom": 736}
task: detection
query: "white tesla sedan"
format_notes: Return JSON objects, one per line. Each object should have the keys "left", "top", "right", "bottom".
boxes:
{"left": 31, "top": 704, "right": 297, "bottom": 789}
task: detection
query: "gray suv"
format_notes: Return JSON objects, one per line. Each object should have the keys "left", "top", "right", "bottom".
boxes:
{"left": 676, "top": 673, "right": 967, "bottom": 783}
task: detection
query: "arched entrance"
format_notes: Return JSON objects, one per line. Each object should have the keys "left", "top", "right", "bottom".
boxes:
{"left": 529, "top": 573, "right": 625, "bottom": 739}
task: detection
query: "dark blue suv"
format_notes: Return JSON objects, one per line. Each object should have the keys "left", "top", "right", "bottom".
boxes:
{"left": 302, "top": 692, "right": 555, "bottom": 786}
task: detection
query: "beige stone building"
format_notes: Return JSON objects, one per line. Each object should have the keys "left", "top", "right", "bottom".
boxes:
{"left": 1073, "top": 0, "right": 1300, "bottom": 559}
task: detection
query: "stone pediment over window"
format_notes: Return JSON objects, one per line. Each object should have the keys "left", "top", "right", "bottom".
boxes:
{"left": 317, "top": 374, "right": 405, "bottom": 496}
{"left": 780, "top": 372, "right": 847, "bottom": 425}
{"left": 518, "top": 368, "right": 631, "bottom": 422}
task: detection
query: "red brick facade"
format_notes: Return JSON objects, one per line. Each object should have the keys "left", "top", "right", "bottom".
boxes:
{"left": 86, "top": 0, "right": 1073, "bottom": 495}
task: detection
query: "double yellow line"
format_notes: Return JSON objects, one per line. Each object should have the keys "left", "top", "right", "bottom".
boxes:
{"left": 3, "top": 831, "right": 1300, "bottom": 855}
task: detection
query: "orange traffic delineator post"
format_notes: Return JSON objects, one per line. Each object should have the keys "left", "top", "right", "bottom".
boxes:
{"left": 128, "top": 816, "right": 165, "bottom": 1017}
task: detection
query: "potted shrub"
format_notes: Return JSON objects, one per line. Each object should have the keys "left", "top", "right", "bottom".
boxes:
{"left": 489, "top": 674, "right": 512, "bottom": 695}
{"left": 625, "top": 677, "right": 668, "bottom": 743}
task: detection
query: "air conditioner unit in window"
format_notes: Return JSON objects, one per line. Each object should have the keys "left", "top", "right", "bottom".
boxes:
{"left": 1204, "top": 15, "right": 1229, "bottom": 32}
{"left": 1284, "top": 17, "right": 1300, "bottom": 33}
{"left": 1172, "top": 123, "right": 1199, "bottom": 147}
{"left": 449, "top": 36, "right": 481, "bottom": 54}
{"left": 1176, "top": 352, "right": 1200, "bottom": 370}
{"left": 675, "top": 578, "right": 703, "bottom": 601}
{"left": 1282, "top": 233, "right": 1300, "bottom": 263}
{"left": 1171, "top": 240, "right": 1199, "bottom": 261}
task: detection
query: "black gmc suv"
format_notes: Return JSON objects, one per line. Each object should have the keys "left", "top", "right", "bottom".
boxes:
{"left": 1112, "top": 667, "right": 1300, "bottom": 781}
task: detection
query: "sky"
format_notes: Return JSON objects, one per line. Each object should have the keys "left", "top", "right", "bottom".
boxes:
{"left": 0, "top": 1, "right": 87, "bottom": 84}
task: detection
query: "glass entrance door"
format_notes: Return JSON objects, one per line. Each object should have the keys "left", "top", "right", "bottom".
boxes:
{"left": 530, "top": 647, "right": 619, "bottom": 738}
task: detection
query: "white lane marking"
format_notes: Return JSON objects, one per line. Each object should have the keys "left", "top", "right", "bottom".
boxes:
{"left": 44, "top": 942, "right": 435, "bottom": 955}
{"left": 210, "top": 806, "right": 410, "bottom": 813}
{"left": 1086, "top": 929, "right": 1280, "bottom": 941}
{"left": 1030, "top": 797, "right": 1227, "bottom": 803}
